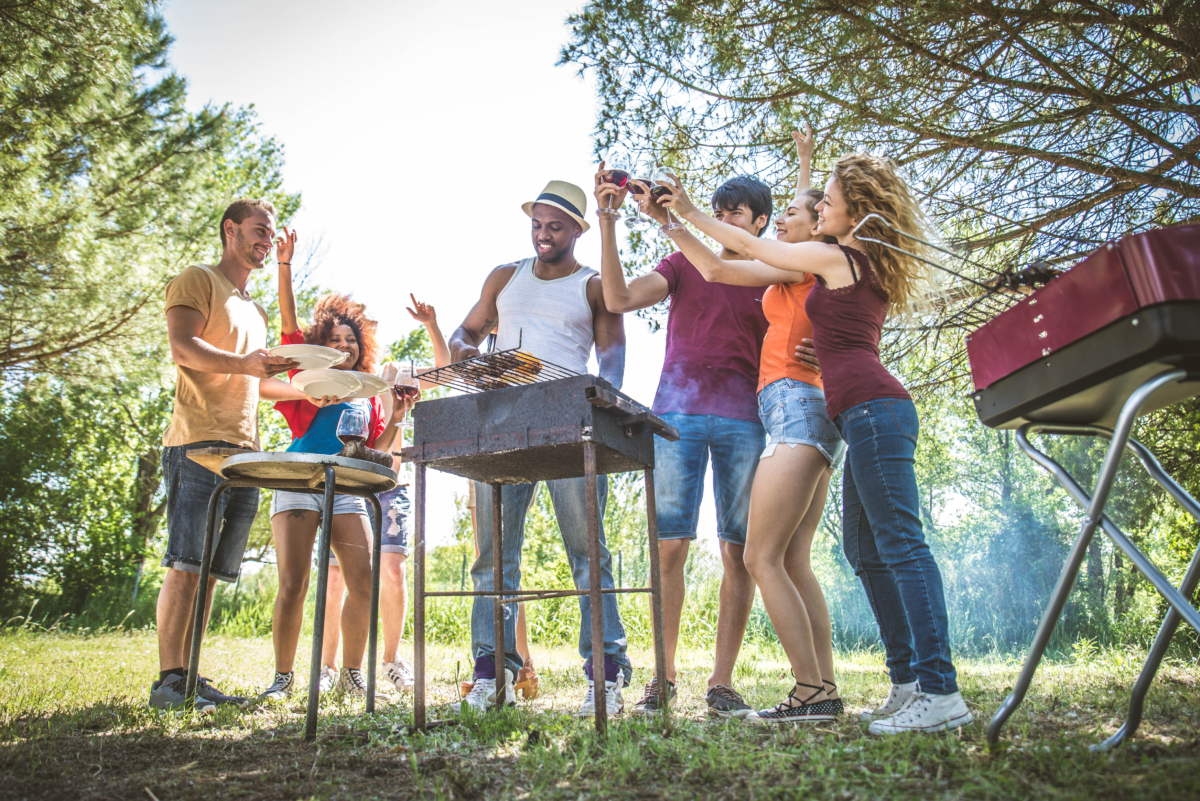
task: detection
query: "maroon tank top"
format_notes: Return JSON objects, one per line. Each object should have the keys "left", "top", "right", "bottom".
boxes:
{"left": 804, "top": 246, "right": 911, "bottom": 420}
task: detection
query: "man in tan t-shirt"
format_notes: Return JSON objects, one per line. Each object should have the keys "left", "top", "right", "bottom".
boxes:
{"left": 150, "top": 198, "right": 301, "bottom": 712}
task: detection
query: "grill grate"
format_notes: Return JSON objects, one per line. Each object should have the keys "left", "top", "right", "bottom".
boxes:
{"left": 419, "top": 345, "right": 580, "bottom": 394}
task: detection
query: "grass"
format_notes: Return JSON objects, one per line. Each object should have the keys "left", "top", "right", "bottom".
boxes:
{"left": 1, "top": 630, "right": 1199, "bottom": 799}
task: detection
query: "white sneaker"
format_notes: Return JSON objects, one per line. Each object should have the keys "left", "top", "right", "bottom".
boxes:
{"left": 460, "top": 669, "right": 516, "bottom": 713}
{"left": 578, "top": 680, "right": 624, "bottom": 717}
{"left": 868, "top": 691, "right": 973, "bottom": 735}
{"left": 859, "top": 681, "right": 917, "bottom": 722}
{"left": 339, "top": 667, "right": 369, "bottom": 698}
{"left": 317, "top": 665, "right": 339, "bottom": 695}
{"left": 384, "top": 658, "right": 415, "bottom": 692}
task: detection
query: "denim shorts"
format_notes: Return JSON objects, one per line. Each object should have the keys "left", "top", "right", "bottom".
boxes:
{"left": 653, "top": 412, "right": 765, "bottom": 546}
{"left": 271, "top": 488, "right": 369, "bottom": 519}
{"left": 161, "top": 440, "right": 259, "bottom": 582}
{"left": 299, "top": 484, "right": 411, "bottom": 567}
{"left": 757, "top": 378, "right": 846, "bottom": 468}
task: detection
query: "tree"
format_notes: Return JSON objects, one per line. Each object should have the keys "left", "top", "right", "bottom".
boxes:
{"left": 0, "top": 0, "right": 298, "bottom": 379}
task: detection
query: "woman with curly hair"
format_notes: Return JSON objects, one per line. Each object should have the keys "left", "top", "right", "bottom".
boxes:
{"left": 656, "top": 153, "right": 970, "bottom": 734}
{"left": 256, "top": 228, "right": 410, "bottom": 703}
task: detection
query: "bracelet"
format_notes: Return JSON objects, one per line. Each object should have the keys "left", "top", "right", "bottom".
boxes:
{"left": 278, "top": 261, "right": 291, "bottom": 265}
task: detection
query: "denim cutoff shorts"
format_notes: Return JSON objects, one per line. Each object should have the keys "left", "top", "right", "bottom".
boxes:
{"left": 757, "top": 378, "right": 847, "bottom": 468}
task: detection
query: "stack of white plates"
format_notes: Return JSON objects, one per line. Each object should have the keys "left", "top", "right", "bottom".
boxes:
{"left": 268, "top": 344, "right": 348, "bottom": 370}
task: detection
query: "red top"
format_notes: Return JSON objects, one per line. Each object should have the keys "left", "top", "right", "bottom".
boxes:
{"left": 805, "top": 247, "right": 911, "bottom": 420}
{"left": 273, "top": 329, "right": 387, "bottom": 447}
{"left": 758, "top": 274, "right": 822, "bottom": 392}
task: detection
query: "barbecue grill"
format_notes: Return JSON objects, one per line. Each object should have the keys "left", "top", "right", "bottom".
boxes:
{"left": 402, "top": 372, "right": 678, "bottom": 732}
{"left": 961, "top": 223, "right": 1200, "bottom": 750}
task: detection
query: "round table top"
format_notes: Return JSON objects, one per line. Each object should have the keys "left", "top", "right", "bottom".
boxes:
{"left": 219, "top": 452, "right": 397, "bottom": 492}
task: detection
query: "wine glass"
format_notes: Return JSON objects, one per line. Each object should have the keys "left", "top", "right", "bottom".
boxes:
{"left": 337, "top": 405, "right": 368, "bottom": 446}
{"left": 653, "top": 166, "right": 685, "bottom": 230}
{"left": 599, "top": 160, "right": 632, "bottom": 218}
{"left": 392, "top": 363, "right": 420, "bottom": 429}
{"left": 625, "top": 165, "right": 655, "bottom": 232}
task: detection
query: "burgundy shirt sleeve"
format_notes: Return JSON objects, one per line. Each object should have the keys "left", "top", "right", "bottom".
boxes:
{"left": 653, "top": 251, "right": 683, "bottom": 296}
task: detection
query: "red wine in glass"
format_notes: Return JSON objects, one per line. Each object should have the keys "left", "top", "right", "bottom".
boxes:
{"left": 393, "top": 385, "right": 419, "bottom": 401}
{"left": 606, "top": 169, "right": 631, "bottom": 187}
{"left": 650, "top": 184, "right": 673, "bottom": 199}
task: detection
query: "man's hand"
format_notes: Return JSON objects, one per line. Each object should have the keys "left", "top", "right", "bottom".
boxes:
{"left": 406, "top": 293, "right": 437, "bottom": 325}
{"left": 594, "top": 161, "right": 630, "bottom": 214}
{"left": 242, "top": 349, "right": 299, "bottom": 378}
{"left": 450, "top": 341, "right": 481, "bottom": 363}
{"left": 792, "top": 123, "right": 814, "bottom": 162}
{"left": 629, "top": 179, "right": 670, "bottom": 225}
{"left": 794, "top": 337, "right": 821, "bottom": 373}
{"left": 275, "top": 226, "right": 297, "bottom": 266}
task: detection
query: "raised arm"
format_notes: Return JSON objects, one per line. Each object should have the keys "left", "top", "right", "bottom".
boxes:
{"left": 589, "top": 275, "right": 626, "bottom": 390}
{"left": 665, "top": 225, "right": 797, "bottom": 287}
{"left": 406, "top": 294, "right": 451, "bottom": 368}
{"left": 447, "top": 264, "right": 517, "bottom": 362}
{"left": 594, "top": 164, "right": 671, "bottom": 312}
{"left": 793, "top": 124, "right": 814, "bottom": 196}
{"left": 658, "top": 174, "right": 847, "bottom": 280}
{"left": 167, "top": 306, "right": 297, "bottom": 378}
{"left": 276, "top": 226, "right": 300, "bottom": 335}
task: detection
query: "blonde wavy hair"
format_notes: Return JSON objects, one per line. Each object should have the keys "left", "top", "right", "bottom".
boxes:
{"left": 832, "top": 153, "right": 932, "bottom": 314}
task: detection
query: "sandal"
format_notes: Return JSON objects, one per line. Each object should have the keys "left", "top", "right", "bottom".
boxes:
{"left": 750, "top": 682, "right": 836, "bottom": 724}
{"left": 823, "top": 679, "right": 844, "bottom": 716}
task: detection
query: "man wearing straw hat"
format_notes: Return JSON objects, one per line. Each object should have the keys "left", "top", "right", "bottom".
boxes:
{"left": 448, "top": 179, "right": 631, "bottom": 717}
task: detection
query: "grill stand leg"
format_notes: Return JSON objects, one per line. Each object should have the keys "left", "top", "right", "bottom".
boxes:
{"left": 414, "top": 465, "right": 427, "bottom": 731}
{"left": 645, "top": 469, "right": 669, "bottom": 712}
{"left": 185, "top": 480, "right": 234, "bottom": 703}
{"left": 584, "top": 442, "right": 607, "bottom": 733}
{"left": 306, "top": 466, "right": 337, "bottom": 742}
{"left": 366, "top": 492, "right": 383, "bottom": 715}
{"left": 492, "top": 482, "right": 507, "bottom": 712}
{"left": 988, "top": 369, "right": 1200, "bottom": 750}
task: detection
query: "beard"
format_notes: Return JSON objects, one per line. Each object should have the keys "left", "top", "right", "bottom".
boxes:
{"left": 236, "top": 229, "right": 266, "bottom": 267}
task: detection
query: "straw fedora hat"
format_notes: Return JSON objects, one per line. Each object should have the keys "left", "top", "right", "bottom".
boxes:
{"left": 522, "top": 180, "right": 590, "bottom": 233}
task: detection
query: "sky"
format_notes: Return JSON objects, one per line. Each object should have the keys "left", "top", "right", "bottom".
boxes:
{"left": 161, "top": 0, "right": 725, "bottom": 550}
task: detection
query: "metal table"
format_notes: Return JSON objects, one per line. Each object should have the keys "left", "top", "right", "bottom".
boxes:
{"left": 184, "top": 452, "right": 397, "bottom": 741}
{"left": 402, "top": 375, "right": 678, "bottom": 733}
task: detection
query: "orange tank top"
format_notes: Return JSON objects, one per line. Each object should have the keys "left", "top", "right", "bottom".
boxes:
{"left": 758, "top": 274, "right": 823, "bottom": 392}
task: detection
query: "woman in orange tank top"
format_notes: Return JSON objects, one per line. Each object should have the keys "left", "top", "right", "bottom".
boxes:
{"left": 631, "top": 127, "right": 846, "bottom": 723}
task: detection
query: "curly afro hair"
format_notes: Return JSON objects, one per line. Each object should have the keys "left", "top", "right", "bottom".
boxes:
{"left": 304, "top": 293, "right": 379, "bottom": 374}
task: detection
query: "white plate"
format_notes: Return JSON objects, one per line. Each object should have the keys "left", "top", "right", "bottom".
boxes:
{"left": 344, "top": 371, "right": 391, "bottom": 399}
{"left": 292, "top": 369, "right": 363, "bottom": 400}
{"left": 269, "top": 344, "right": 348, "bottom": 370}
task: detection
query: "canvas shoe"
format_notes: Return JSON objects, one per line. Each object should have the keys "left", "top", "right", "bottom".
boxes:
{"left": 868, "top": 691, "right": 973, "bottom": 735}
{"left": 339, "top": 667, "right": 370, "bottom": 698}
{"left": 194, "top": 676, "right": 249, "bottom": 709}
{"left": 706, "top": 684, "right": 754, "bottom": 719}
{"left": 859, "top": 681, "right": 917, "bottom": 722}
{"left": 460, "top": 669, "right": 516, "bottom": 713}
{"left": 258, "top": 671, "right": 295, "bottom": 702}
{"left": 317, "top": 665, "right": 339, "bottom": 694}
{"left": 384, "top": 658, "right": 415, "bottom": 692}
{"left": 578, "top": 680, "right": 624, "bottom": 717}
{"left": 631, "top": 678, "right": 676, "bottom": 715}
{"left": 148, "top": 674, "right": 215, "bottom": 714}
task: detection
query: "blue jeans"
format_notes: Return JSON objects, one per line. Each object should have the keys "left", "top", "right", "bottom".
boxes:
{"left": 471, "top": 476, "right": 630, "bottom": 683}
{"left": 836, "top": 398, "right": 958, "bottom": 695}
{"left": 654, "top": 413, "right": 765, "bottom": 545}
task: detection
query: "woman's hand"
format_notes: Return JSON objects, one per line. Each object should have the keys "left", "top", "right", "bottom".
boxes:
{"left": 310, "top": 393, "right": 345, "bottom": 408}
{"left": 792, "top": 123, "right": 814, "bottom": 162}
{"left": 406, "top": 293, "right": 436, "bottom": 324}
{"left": 629, "top": 179, "right": 670, "bottom": 225}
{"left": 593, "top": 161, "right": 629, "bottom": 213}
{"left": 275, "top": 226, "right": 297, "bottom": 266}
{"left": 655, "top": 172, "right": 699, "bottom": 220}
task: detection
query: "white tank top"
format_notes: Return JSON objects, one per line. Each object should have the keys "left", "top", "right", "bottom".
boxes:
{"left": 495, "top": 257, "right": 596, "bottom": 374}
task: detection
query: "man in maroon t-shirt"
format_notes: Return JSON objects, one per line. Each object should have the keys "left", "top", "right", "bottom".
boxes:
{"left": 594, "top": 169, "right": 790, "bottom": 717}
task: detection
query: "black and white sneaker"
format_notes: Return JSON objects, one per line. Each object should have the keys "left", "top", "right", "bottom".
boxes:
{"left": 749, "top": 683, "right": 836, "bottom": 725}
{"left": 195, "top": 676, "right": 250, "bottom": 709}
{"left": 706, "top": 684, "right": 754, "bottom": 719}
{"left": 258, "top": 671, "right": 295, "bottom": 702}
{"left": 631, "top": 678, "right": 676, "bottom": 715}
{"left": 339, "top": 667, "right": 369, "bottom": 698}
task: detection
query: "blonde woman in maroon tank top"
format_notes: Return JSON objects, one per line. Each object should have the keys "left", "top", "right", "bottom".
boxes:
{"left": 656, "top": 154, "right": 971, "bottom": 736}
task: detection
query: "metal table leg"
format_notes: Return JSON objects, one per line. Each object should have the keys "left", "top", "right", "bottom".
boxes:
{"left": 645, "top": 469, "right": 669, "bottom": 712}
{"left": 305, "top": 466, "right": 337, "bottom": 742}
{"left": 414, "top": 465, "right": 427, "bottom": 731}
{"left": 988, "top": 369, "right": 1200, "bottom": 749}
{"left": 584, "top": 442, "right": 607, "bottom": 733}
{"left": 492, "top": 482, "right": 507, "bottom": 711}
{"left": 185, "top": 480, "right": 235, "bottom": 702}
{"left": 365, "top": 492, "right": 383, "bottom": 715}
